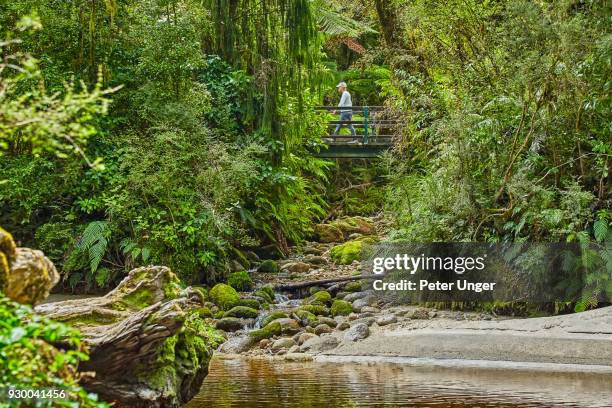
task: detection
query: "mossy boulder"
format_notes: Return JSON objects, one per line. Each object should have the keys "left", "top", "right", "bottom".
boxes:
{"left": 235, "top": 298, "right": 261, "bottom": 310}
{"left": 330, "top": 299, "right": 353, "bottom": 316}
{"left": 267, "top": 317, "right": 301, "bottom": 335}
{"left": 344, "top": 281, "right": 363, "bottom": 293}
{"left": 215, "top": 317, "right": 244, "bottom": 332}
{"left": 330, "top": 237, "right": 377, "bottom": 265}
{"left": 261, "top": 311, "right": 288, "bottom": 328}
{"left": 209, "top": 283, "right": 240, "bottom": 311}
{"left": 195, "top": 306, "right": 213, "bottom": 318}
{"left": 305, "top": 290, "right": 332, "bottom": 306}
{"left": 258, "top": 259, "right": 279, "bottom": 273}
{"left": 299, "top": 304, "right": 329, "bottom": 316}
{"left": 294, "top": 309, "right": 318, "bottom": 326}
{"left": 330, "top": 216, "right": 375, "bottom": 237}
{"left": 314, "top": 224, "right": 344, "bottom": 243}
{"left": 253, "top": 286, "right": 276, "bottom": 303}
{"left": 249, "top": 321, "right": 282, "bottom": 342}
{"left": 223, "top": 306, "right": 259, "bottom": 319}
{"left": 227, "top": 271, "right": 253, "bottom": 291}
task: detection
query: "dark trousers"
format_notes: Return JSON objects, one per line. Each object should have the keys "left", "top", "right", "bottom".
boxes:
{"left": 334, "top": 111, "right": 356, "bottom": 136}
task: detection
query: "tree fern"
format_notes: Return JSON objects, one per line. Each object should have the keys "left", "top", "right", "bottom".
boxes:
{"left": 312, "top": 0, "right": 376, "bottom": 37}
{"left": 76, "top": 221, "right": 110, "bottom": 273}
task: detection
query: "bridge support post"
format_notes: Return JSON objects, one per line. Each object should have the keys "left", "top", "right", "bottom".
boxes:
{"left": 363, "top": 106, "right": 369, "bottom": 145}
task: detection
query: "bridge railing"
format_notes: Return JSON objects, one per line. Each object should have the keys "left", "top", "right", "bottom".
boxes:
{"left": 314, "top": 106, "right": 401, "bottom": 145}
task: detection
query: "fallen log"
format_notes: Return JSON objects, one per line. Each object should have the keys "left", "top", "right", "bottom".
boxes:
{"left": 36, "top": 266, "right": 223, "bottom": 408}
{"left": 274, "top": 275, "right": 375, "bottom": 292}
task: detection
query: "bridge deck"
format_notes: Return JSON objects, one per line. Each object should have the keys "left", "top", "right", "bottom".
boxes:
{"left": 313, "top": 106, "right": 397, "bottom": 158}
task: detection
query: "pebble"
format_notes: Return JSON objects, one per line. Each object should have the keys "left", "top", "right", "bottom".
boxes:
{"left": 344, "top": 323, "right": 369, "bottom": 342}
{"left": 376, "top": 314, "right": 397, "bottom": 326}
{"left": 314, "top": 324, "right": 332, "bottom": 335}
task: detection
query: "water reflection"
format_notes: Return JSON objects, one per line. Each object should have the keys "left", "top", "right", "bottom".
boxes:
{"left": 186, "top": 357, "right": 612, "bottom": 407}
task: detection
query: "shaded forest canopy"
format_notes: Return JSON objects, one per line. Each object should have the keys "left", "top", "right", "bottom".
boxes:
{"left": 0, "top": 0, "right": 610, "bottom": 295}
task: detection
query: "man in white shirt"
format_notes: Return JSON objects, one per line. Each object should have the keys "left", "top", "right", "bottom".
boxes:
{"left": 332, "top": 82, "right": 356, "bottom": 136}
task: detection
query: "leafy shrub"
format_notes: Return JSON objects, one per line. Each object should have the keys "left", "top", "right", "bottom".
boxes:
{"left": 0, "top": 296, "right": 107, "bottom": 407}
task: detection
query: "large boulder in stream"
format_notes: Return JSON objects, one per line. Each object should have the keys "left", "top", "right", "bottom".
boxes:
{"left": 0, "top": 227, "right": 59, "bottom": 305}
{"left": 36, "top": 266, "right": 224, "bottom": 408}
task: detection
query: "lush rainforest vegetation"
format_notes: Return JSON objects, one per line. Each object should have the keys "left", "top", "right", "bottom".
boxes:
{"left": 1, "top": 0, "right": 610, "bottom": 293}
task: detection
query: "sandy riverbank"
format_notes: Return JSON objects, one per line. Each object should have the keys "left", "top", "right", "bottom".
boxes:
{"left": 315, "top": 306, "right": 612, "bottom": 367}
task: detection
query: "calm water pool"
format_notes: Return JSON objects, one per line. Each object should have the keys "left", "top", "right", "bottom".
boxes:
{"left": 186, "top": 357, "right": 612, "bottom": 408}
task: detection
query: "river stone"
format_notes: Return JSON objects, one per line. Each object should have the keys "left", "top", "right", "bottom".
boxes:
{"left": 271, "top": 337, "right": 296, "bottom": 351}
{"left": 314, "top": 323, "right": 332, "bottom": 335}
{"left": 343, "top": 291, "right": 370, "bottom": 302}
{"left": 314, "top": 224, "right": 344, "bottom": 243}
{"left": 376, "top": 314, "right": 398, "bottom": 326}
{"left": 281, "top": 261, "right": 311, "bottom": 273}
{"left": 269, "top": 318, "right": 301, "bottom": 335}
{"left": 317, "top": 316, "right": 338, "bottom": 328}
{"left": 352, "top": 296, "right": 375, "bottom": 311}
{"left": 348, "top": 313, "right": 360, "bottom": 321}
{"left": 361, "top": 306, "right": 380, "bottom": 314}
{"left": 302, "top": 246, "right": 323, "bottom": 255}
{"left": 411, "top": 308, "right": 431, "bottom": 320}
{"left": 297, "top": 332, "right": 317, "bottom": 345}
{"left": 288, "top": 345, "right": 300, "bottom": 353}
{"left": 352, "top": 317, "right": 375, "bottom": 327}
{"left": 300, "top": 335, "right": 339, "bottom": 353}
{"left": 215, "top": 317, "right": 244, "bottom": 332}
{"left": 304, "top": 255, "right": 327, "bottom": 265}
{"left": 284, "top": 352, "right": 313, "bottom": 362}
{"left": 219, "top": 336, "right": 255, "bottom": 353}
{"left": 223, "top": 306, "right": 259, "bottom": 319}
{"left": 344, "top": 323, "right": 369, "bottom": 342}
{"left": 259, "top": 339, "right": 271, "bottom": 348}
{"left": 337, "top": 321, "right": 350, "bottom": 330}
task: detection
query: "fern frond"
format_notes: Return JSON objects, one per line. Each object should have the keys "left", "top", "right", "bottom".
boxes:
{"left": 312, "top": 0, "right": 376, "bottom": 37}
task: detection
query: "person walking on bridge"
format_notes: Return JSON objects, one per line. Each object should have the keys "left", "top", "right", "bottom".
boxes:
{"left": 332, "top": 82, "right": 356, "bottom": 137}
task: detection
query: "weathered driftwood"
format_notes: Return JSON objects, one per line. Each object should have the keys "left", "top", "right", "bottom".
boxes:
{"left": 36, "top": 266, "right": 221, "bottom": 408}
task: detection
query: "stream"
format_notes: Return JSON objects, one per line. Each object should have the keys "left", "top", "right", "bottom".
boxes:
{"left": 186, "top": 357, "right": 612, "bottom": 407}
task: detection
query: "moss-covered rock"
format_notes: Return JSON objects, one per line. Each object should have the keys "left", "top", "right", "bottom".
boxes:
{"left": 227, "top": 271, "right": 253, "bottom": 291}
{"left": 253, "top": 286, "right": 276, "bottom": 303}
{"left": 223, "top": 306, "right": 259, "bottom": 319}
{"left": 249, "top": 321, "right": 282, "bottom": 341}
{"left": 267, "top": 317, "right": 301, "bottom": 335}
{"left": 330, "top": 237, "right": 377, "bottom": 265}
{"left": 330, "top": 299, "right": 353, "bottom": 316}
{"left": 193, "top": 286, "right": 209, "bottom": 301}
{"left": 314, "top": 223, "right": 344, "bottom": 243}
{"left": 300, "top": 304, "right": 330, "bottom": 316}
{"left": 305, "top": 290, "right": 332, "bottom": 306}
{"left": 209, "top": 283, "right": 240, "bottom": 310}
{"left": 235, "top": 298, "right": 261, "bottom": 310}
{"left": 215, "top": 317, "right": 244, "bottom": 332}
{"left": 195, "top": 306, "right": 213, "bottom": 318}
{"left": 330, "top": 216, "right": 375, "bottom": 237}
{"left": 344, "top": 281, "right": 363, "bottom": 293}
{"left": 294, "top": 309, "right": 318, "bottom": 326}
{"left": 261, "top": 311, "right": 288, "bottom": 327}
{"left": 258, "top": 259, "right": 279, "bottom": 273}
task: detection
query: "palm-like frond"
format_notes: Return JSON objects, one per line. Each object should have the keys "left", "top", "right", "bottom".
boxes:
{"left": 311, "top": 0, "right": 376, "bottom": 37}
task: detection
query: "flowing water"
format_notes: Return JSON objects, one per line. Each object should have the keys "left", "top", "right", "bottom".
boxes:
{"left": 186, "top": 357, "right": 612, "bottom": 407}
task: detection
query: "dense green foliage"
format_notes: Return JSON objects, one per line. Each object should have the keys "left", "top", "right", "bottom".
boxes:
{"left": 0, "top": 1, "right": 609, "bottom": 305}
{"left": 0, "top": 296, "right": 107, "bottom": 407}
{"left": 0, "top": 1, "right": 351, "bottom": 289}
{"left": 378, "top": 0, "right": 610, "bottom": 245}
